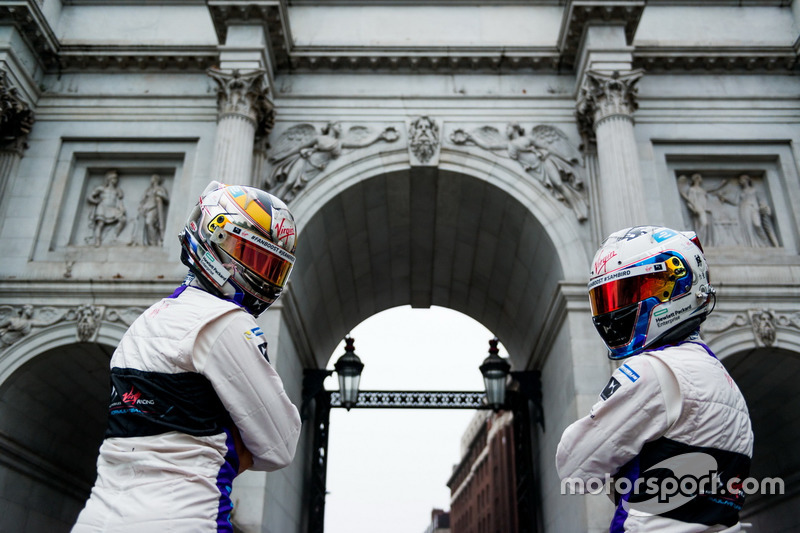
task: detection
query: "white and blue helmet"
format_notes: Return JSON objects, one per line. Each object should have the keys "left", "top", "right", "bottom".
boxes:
{"left": 588, "top": 226, "right": 715, "bottom": 359}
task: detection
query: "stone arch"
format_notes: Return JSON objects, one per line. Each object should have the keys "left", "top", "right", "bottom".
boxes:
{"left": 723, "top": 345, "right": 800, "bottom": 531}
{"left": 703, "top": 315, "right": 800, "bottom": 362}
{"left": 0, "top": 323, "right": 122, "bottom": 530}
{"left": 283, "top": 146, "right": 592, "bottom": 369}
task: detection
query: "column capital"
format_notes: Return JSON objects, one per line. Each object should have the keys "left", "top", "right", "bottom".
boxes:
{"left": 0, "top": 70, "right": 34, "bottom": 151}
{"left": 575, "top": 69, "right": 643, "bottom": 145}
{"left": 207, "top": 67, "right": 275, "bottom": 140}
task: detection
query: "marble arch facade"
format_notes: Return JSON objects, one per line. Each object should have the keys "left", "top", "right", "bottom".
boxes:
{"left": 1, "top": 1, "right": 800, "bottom": 532}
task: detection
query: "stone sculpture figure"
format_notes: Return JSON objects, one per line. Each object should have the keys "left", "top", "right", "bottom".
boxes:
{"left": 715, "top": 174, "right": 779, "bottom": 248}
{"left": 130, "top": 174, "right": 170, "bottom": 246}
{"left": 0, "top": 305, "right": 33, "bottom": 346}
{"left": 735, "top": 174, "right": 779, "bottom": 248}
{"left": 266, "top": 122, "right": 399, "bottom": 202}
{"left": 677, "top": 173, "right": 728, "bottom": 246}
{"left": 86, "top": 170, "right": 127, "bottom": 247}
{"left": 0, "top": 305, "right": 67, "bottom": 348}
{"left": 450, "top": 123, "right": 588, "bottom": 221}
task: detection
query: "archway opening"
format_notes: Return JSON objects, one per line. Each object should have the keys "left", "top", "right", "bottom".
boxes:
{"left": 322, "top": 305, "right": 509, "bottom": 533}
{"left": 0, "top": 342, "right": 111, "bottom": 531}
{"left": 724, "top": 346, "right": 800, "bottom": 530}
{"left": 289, "top": 167, "right": 567, "bottom": 370}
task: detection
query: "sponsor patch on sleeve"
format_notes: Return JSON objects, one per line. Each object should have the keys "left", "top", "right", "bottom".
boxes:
{"left": 620, "top": 363, "right": 640, "bottom": 383}
{"left": 244, "top": 327, "right": 269, "bottom": 363}
{"left": 600, "top": 376, "right": 622, "bottom": 400}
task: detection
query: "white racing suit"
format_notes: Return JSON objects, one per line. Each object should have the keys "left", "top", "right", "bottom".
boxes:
{"left": 557, "top": 340, "right": 753, "bottom": 532}
{"left": 73, "top": 285, "right": 302, "bottom": 532}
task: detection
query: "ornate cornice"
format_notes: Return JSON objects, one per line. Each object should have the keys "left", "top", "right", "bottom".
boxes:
{"left": 207, "top": 0, "right": 291, "bottom": 70}
{"left": 286, "top": 50, "right": 563, "bottom": 73}
{"left": 557, "top": 0, "right": 645, "bottom": 69}
{"left": 0, "top": 1, "right": 60, "bottom": 69}
{"left": 633, "top": 48, "right": 798, "bottom": 72}
{"left": 56, "top": 48, "right": 219, "bottom": 72}
{"left": 3, "top": 1, "right": 798, "bottom": 76}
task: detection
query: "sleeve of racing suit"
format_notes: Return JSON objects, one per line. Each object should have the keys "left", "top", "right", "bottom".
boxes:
{"left": 555, "top": 356, "right": 679, "bottom": 484}
{"left": 194, "top": 310, "right": 302, "bottom": 472}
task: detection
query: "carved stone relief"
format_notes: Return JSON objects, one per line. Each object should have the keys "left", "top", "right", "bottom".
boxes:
{"left": 677, "top": 172, "right": 779, "bottom": 248}
{"left": 407, "top": 116, "right": 441, "bottom": 166}
{"left": 265, "top": 122, "right": 399, "bottom": 202}
{"left": 703, "top": 308, "right": 800, "bottom": 348}
{"left": 0, "top": 304, "right": 145, "bottom": 350}
{"left": 79, "top": 169, "right": 173, "bottom": 248}
{"left": 449, "top": 123, "right": 588, "bottom": 222}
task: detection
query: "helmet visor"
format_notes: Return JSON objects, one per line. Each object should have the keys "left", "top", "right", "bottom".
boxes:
{"left": 218, "top": 224, "right": 295, "bottom": 288}
{"left": 588, "top": 258, "right": 687, "bottom": 317}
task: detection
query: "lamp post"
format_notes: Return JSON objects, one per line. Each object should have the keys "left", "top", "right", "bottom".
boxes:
{"left": 333, "top": 336, "right": 364, "bottom": 411}
{"left": 479, "top": 337, "right": 511, "bottom": 410}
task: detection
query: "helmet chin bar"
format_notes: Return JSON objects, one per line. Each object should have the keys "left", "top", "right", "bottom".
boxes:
{"left": 647, "top": 315, "right": 707, "bottom": 353}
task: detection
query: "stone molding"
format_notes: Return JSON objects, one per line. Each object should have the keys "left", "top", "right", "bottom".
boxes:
{"left": 0, "top": 303, "right": 144, "bottom": 350}
{"left": 703, "top": 307, "right": 800, "bottom": 349}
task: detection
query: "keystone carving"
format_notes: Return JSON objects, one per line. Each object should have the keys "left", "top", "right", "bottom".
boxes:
{"left": 450, "top": 123, "right": 588, "bottom": 222}
{"left": 265, "top": 122, "right": 399, "bottom": 202}
{"left": 407, "top": 116, "right": 441, "bottom": 166}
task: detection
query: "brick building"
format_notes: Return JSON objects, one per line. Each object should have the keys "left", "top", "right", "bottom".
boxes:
{"left": 448, "top": 411, "right": 517, "bottom": 533}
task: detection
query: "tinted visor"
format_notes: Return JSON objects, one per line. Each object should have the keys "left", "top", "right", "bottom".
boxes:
{"left": 218, "top": 226, "right": 295, "bottom": 288}
{"left": 588, "top": 258, "right": 687, "bottom": 317}
{"left": 592, "top": 304, "right": 639, "bottom": 348}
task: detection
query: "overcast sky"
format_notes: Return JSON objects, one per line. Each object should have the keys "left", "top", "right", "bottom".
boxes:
{"left": 321, "top": 305, "right": 508, "bottom": 533}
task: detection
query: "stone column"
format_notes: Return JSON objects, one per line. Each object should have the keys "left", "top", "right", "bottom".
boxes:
{"left": 207, "top": 68, "right": 274, "bottom": 184}
{"left": 577, "top": 69, "right": 647, "bottom": 235}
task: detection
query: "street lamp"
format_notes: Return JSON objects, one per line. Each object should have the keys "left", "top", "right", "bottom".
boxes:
{"left": 479, "top": 337, "right": 510, "bottom": 410}
{"left": 333, "top": 336, "right": 364, "bottom": 410}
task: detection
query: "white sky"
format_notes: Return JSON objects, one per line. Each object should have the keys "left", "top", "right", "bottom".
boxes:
{"left": 322, "top": 305, "right": 508, "bottom": 533}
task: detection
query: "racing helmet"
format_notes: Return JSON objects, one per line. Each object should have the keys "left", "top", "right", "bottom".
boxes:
{"left": 179, "top": 181, "right": 297, "bottom": 317}
{"left": 588, "top": 226, "right": 715, "bottom": 359}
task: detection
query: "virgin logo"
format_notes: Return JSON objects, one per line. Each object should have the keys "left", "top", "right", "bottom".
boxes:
{"left": 594, "top": 251, "right": 617, "bottom": 274}
{"left": 275, "top": 219, "right": 296, "bottom": 242}
{"left": 122, "top": 387, "right": 141, "bottom": 406}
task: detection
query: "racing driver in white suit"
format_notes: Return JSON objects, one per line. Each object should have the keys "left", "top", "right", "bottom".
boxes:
{"left": 73, "top": 182, "right": 302, "bottom": 532}
{"left": 557, "top": 226, "right": 754, "bottom": 532}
